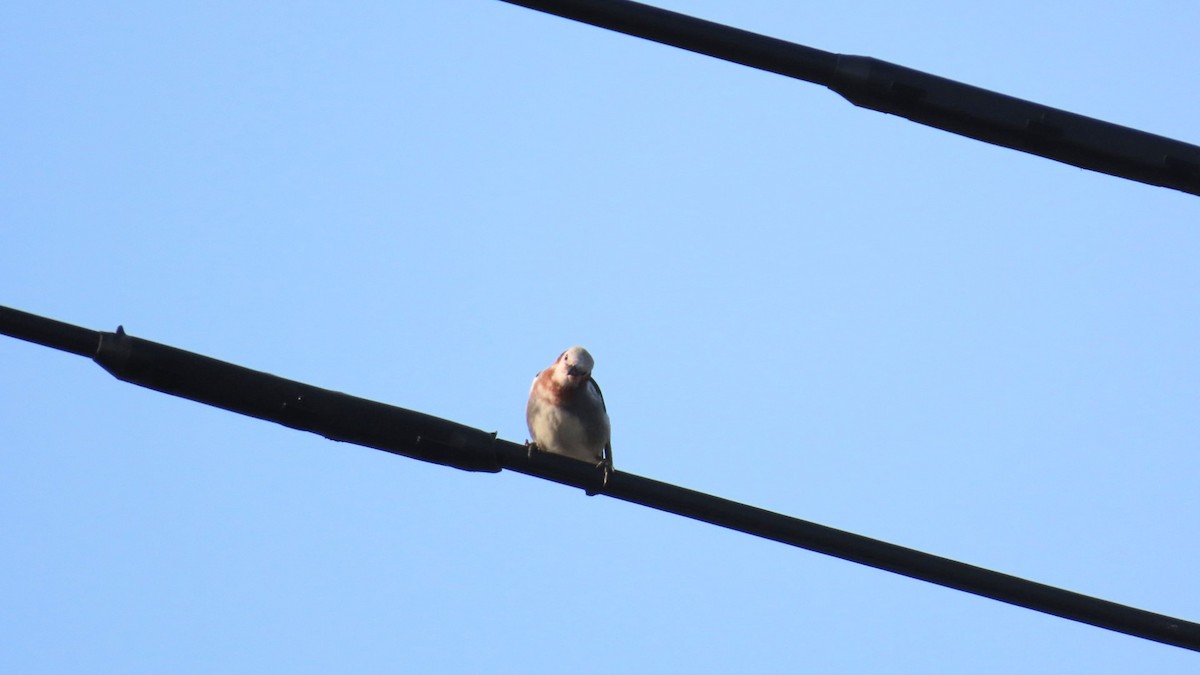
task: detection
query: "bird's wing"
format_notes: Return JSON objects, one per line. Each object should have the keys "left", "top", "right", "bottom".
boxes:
{"left": 589, "top": 377, "right": 613, "bottom": 469}
{"left": 588, "top": 376, "right": 606, "bottom": 412}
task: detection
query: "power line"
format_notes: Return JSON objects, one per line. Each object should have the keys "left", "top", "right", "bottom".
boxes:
{"left": 3, "top": 303, "right": 1198, "bottom": 652}
{"left": 496, "top": 0, "right": 1200, "bottom": 197}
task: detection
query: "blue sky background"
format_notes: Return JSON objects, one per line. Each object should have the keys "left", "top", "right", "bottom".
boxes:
{"left": 3, "top": 1, "right": 1199, "bottom": 672}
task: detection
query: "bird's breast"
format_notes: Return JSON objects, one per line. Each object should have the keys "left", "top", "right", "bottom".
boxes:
{"left": 527, "top": 399, "right": 608, "bottom": 463}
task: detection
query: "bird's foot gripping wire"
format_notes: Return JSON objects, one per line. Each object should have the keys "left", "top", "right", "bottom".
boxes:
{"left": 525, "top": 440, "right": 609, "bottom": 497}
{"left": 585, "top": 458, "right": 611, "bottom": 497}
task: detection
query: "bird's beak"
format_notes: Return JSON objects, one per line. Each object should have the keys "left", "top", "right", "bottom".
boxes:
{"left": 567, "top": 365, "right": 586, "bottom": 378}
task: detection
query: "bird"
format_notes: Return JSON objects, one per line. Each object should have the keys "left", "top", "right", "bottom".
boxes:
{"left": 526, "top": 346, "right": 613, "bottom": 492}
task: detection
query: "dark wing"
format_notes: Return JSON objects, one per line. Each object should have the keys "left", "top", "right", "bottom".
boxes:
{"left": 588, "top": 376, "right": 607, "bottom": 412}
{"left": 589, "top": 377, "right": 613, "bottom": 469}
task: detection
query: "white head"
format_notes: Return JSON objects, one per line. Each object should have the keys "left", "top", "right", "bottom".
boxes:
{"left": 552, "top": 346, "right": 596, "bottom": 389}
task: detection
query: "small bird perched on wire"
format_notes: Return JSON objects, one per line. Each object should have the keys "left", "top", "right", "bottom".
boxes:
{"left": 526, "top": 346, "right": 613, "bottom": 493}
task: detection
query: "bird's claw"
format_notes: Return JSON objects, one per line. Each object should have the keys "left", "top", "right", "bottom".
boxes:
{"left": 585, "top": 458, "right": 612, "bottom": 497}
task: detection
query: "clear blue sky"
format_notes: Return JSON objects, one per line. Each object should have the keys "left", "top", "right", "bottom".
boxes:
{"left": 4, "top": 1, "right": 1199, "bottom": 672}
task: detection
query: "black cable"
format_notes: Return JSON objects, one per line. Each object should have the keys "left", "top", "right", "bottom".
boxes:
{"left": 0, "top": 305, "right": 101, "bottom": 356}
{"left": 2, "top": 304, "right": 1198, "bottom": 651}
{"left": 496, "top": 0, "right": 1200, "bottom": 197}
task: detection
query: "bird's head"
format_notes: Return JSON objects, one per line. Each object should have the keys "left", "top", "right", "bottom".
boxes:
{"left": 552, "top": 346, "right": 595, "bottom": 389}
